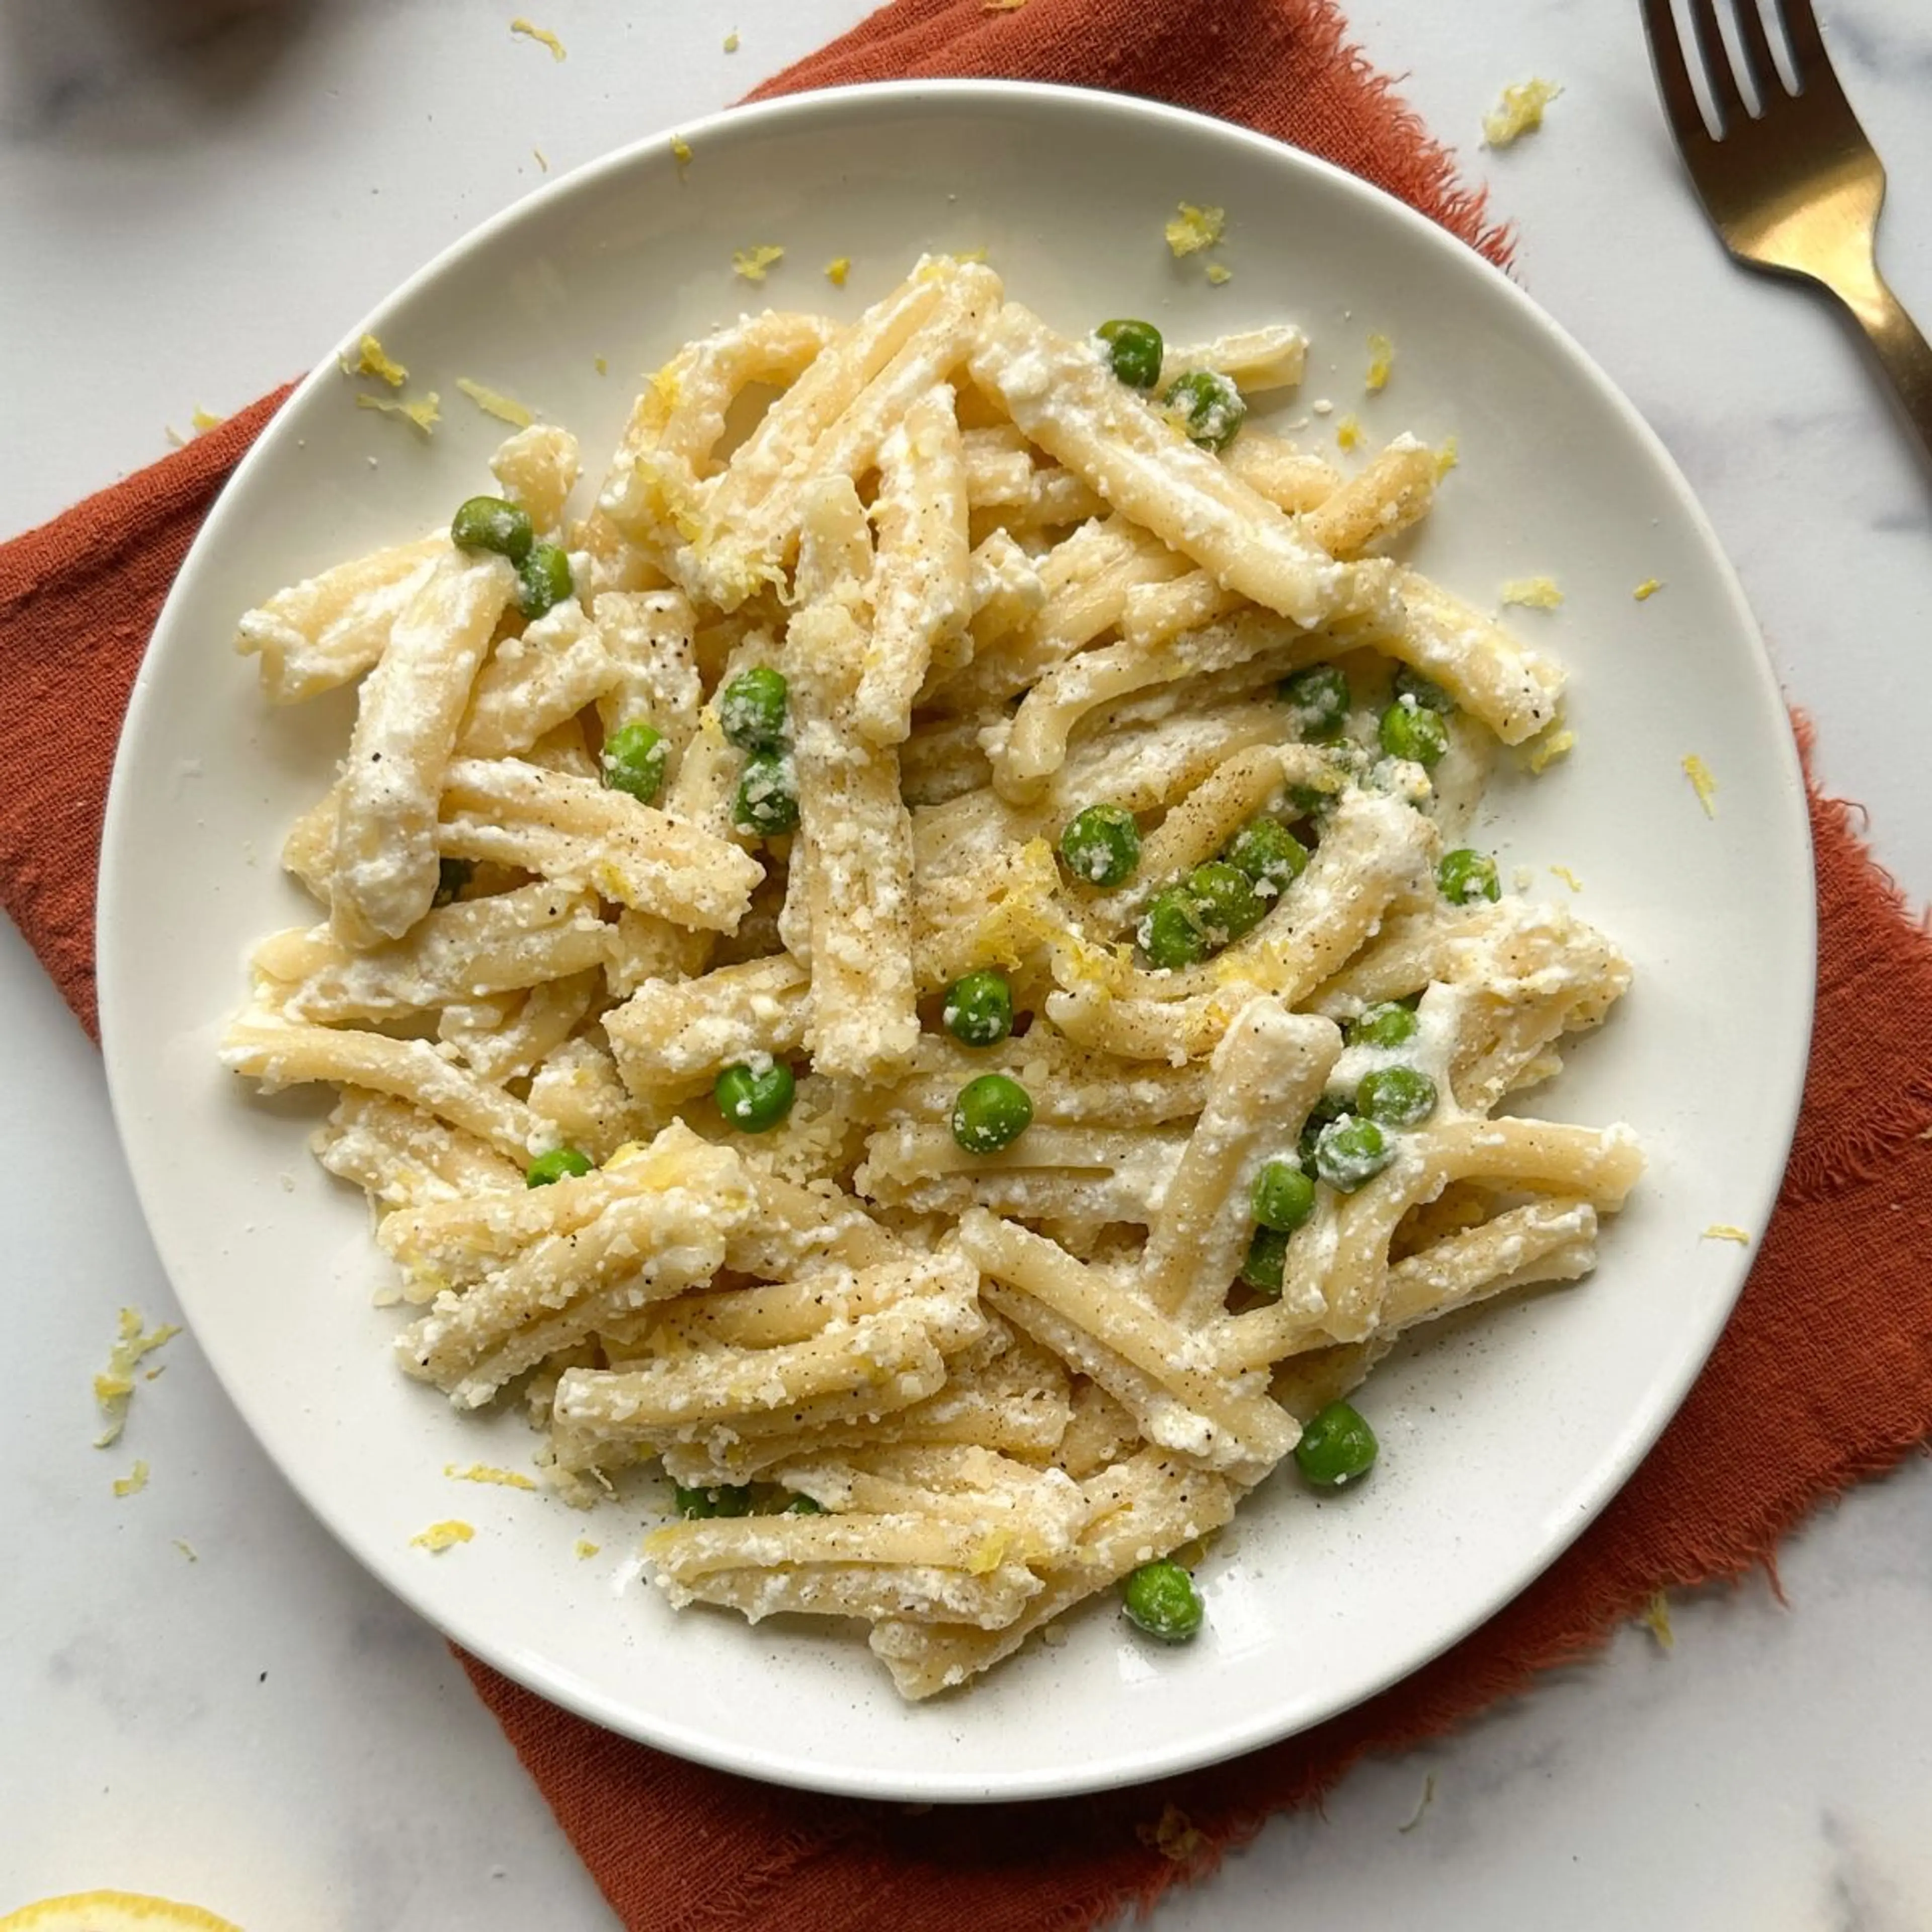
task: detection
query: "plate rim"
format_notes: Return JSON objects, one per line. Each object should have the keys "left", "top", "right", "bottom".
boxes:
{"left": 96, "top": 75, "right": 1817, "bottom": 1802}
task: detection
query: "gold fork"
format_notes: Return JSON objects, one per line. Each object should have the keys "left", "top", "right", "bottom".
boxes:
{"left": 1640, "top": 0, "right": 1932, "bottom": 455}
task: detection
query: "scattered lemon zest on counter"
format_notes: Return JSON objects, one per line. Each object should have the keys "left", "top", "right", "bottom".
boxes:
{"left": 1634, "top": 577, "right": 1663, "bottom": 601}
{"left": 339, "top": 333, "right": 408, "bottom": 387}
{"left": 445, "top": 1461, "right": 538, "bottom": 1490}
{"left": 1434, "top": 435, "right": 1460, "bottom": 477}
{"left": 1137, "top": 1804, "right": 1208, "bottom": 1865}
{"left": 1702, "top": 1223, "right": 1751, "bottom": 1244}
{"left": 113, "top": 1460, "right": 150, "bottom": 1499}
{"left": 411, "top": 1519, "right": 475, "bottom": 1552}
{"left": 455, "top": 377, "right": 535, "bottom": 428}
{"left": 1501, "top": 575, "right": 1563, "bottom": 609}
{"left": 825, "top": 256, "right": 851, "bottom": 287}
{"left": 532, "top": 146, "right": 549, "bottom": 172}
{"left": 190, "top": 406, "right": 225, "bottom": 433}
{"left": 1484, "top": 77, "right": 1561, "bottom": 147}
{"left": 1205, "top": 263, "right": 1232, "bottom": 285}
{"left": 723, "top": 29, "right": 740, "bottom": 51}
{"left": 174, "top": 1538, "right": 198, "bottom": 1562}
{"left": 1397, "top": 1772, "right": 1437, "bottom": 1833}
{"left": 94, "top": 1308, "right": 182, "bottom": 1448}
{"left": 1638, "top": 1589, "right": 1675, "bottom": 1651}
{"left": 356, "top": 390, "right": 441, "bottom": 435}
{"left": 1165, "top": 202, "right": 1226, "bottom": 259}
{"left": 593, "top": 354, "right": 608, "bottom": 375}
{"left": 575, "top": 1538, "right": 601, "bottom": 1559}
{"left": 510, "top": 17, "right": 566, "bottom": 60}
{"left": 1335, "top": 413, "right": 1363, "bottom": 452}
{"left": 1366, "top": 332, "right": 1395, "bottom": 392}
{"left": 1549, "top": 864, "right": 1583, "bottom": 893}
{"left": 732, "top": 245, "right": 785, "bottom": 284}
{"left": 670, "top": 133, "right": 693, "bottom": 168}
{"left": 1525, "top": 718, "right": 1575, "bottom": 775}
{"left": 1682, "top": 752, "right": 1719, "bottom": 818}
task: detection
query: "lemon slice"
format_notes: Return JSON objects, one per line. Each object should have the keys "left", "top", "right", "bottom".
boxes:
{"left": 0, "top": 1894, "right": 244, "bottom": 1931}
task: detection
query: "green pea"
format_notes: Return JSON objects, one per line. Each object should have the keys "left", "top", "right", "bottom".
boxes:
{"left": 525, "top": 1146, "right": 594, "bottom": 1188}
{"left": 1379, "top": 699, "right": 1449, "bottom": 768}
{"left": 450, "top": 495, "right": 534, "bottom": 564}
{"left": 1163, "top": 369, "right": 1246, "bottom": 450}
{"left": 1281, "top": 664, "right": 1350, "bottom": 740}
{"left": 1059, "top": 802, "right": 1142, "bottom": 889}
{"left": 1297, "top": 1092, "right": 1347, "bottom": 1169}
{"left": 941, "top": 970, "right": 1014, "bottom": 1048}
{"left": 1121, "top": 1558, "right": 1204, "bottom": 1643}
{"left": 714, "top": 1059, "right": 795, "bottom": 1133}
{"left": 783, "top": 1494, "right": 825, "bottom": 1515}
{"left": 1139, "top": 888, "right": 1211, "bottom": 971}
{"left": 733, "top": 750, "right": 799, "bottom": 837}
{"left": 1314, "top": 1115, "right": 1393, "bottom": 1192}
{"left": 675, "top": 1483, "right": 756, "bottom": 1519}
{"left": 719, "top": 665, "right": 789, "bottom": 753}
{"left": 1437, "top": 847, "right": 1500, "bottom": 905}
{"left": 1184, "top": 861, "right": 1266, "bottom": 946}
{"left": 1347, "top": 1001, "right": 1418, "bottom": 1049}
{"left": 950, "top": 1073, "right": 1033, "bottom": 1154}
{"left": 1239, "top": 1226, "right": 1290, "bottom": 1297}
{"left": 1223, "top": 818, "right": 1309, "bottom": 894}
{"left": 1393, "top": 666, "right": 1455, "bottom": 713}
{"left": 516, "top": 540, "right": 574, "bottom": 618}
{"left": 1096, "top": 318, "right": 1165, "bottom": 390}
{"left": 1251, "top": 1158, "right": 1316, "bottom": 1233}
{"left": 600, "top": 721, "right": 668, "bottom": 805}
{"left": 1356, "top": 1065, "right": 1437, "bottom": 1128}
{"left": 432, "top": 857, "right": 473, "bottom": 908}
{"left": 1294, "top": 1399, "right": 1379, "bottom": 1488}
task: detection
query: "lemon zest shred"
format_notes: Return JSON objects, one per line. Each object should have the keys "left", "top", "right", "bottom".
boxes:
{"left": 574, "top": 1538, "right": 601, "bottom": 1559}
{"left": 1549, "top": 864, "right": 1583, "bottom": 893}
{"left": 1682, "top": 753, "right": 1719, "bottom": 818}
{"left": 1702, "top": 1223, "right": 1751, "bottom": 1245}
{"left": 825, "top": 256, "right": 851, "bottom": 287}
{"left": 965, "top": 1531, "right": 1010, "bottom": 1576}
{"left": 1434, "top": 435, "right": 1460, "bottom": 477}
{"left": 1137, "top": 1804, "right": 1209, "bottom": 1865}
{"left": 1484, "top": 77, "right": 1561, "bottom": 147}
{"left": 1366, "top": 332, "right": 1395, "bottom": 392}
{"left": 339, "top": 332, "right": 408, "bottom": 388}
{"left": 1501, "top": 575, "right": 1563, "bottom": 609}
{"left": 722, "top": 29, "right": 740, "bottom": 52}
{"left": 411, "top": 1519, "right": 475, "bottom": 1552}
{"left": 594, "top": 354, "right": 608, "bottom": 375}
{"left": 113, "top": 1460, "right": 150, "bottom": 1499}
{"left": 94, "top": 1308, "right": 182, "bottom": 1448}
{"left": 1638, "top": 1589, "right": 1675, "bottom": 1651}
{"left": 732, "top": 244, "right": 785, "bottom": 284}
{"left": 510, "top": 17, "right": 566, "bottom": 60}
{"left": 356, "top": 391, "right": 440, "bottom": 435}
{"left": 190, "top": 407, "right": 226, "bottom": 434}
{"left": 1164, "top": 202, "right": 1225, "bottom": 258}
{"left": 164, "top": 425, "right": 187, "bottom": 448}
{"left": 455, "top": 376, "right": 535, "bottom": 428}
{"left": 1205, "top": 262, "right": 1232, "bottom": 285}
{"left": 1634, "top": 577, "right": 1663, "bottom": 601}
{"left": 174, "top": 1538, "right": 199, "bottom": 1562}
{"left": 532, "top": 147, "right": 549, "bottom": 172}
{"left": 445, "top": 1461, "right": 538, "bottom": 1491}
{"left": 670, "top": 133, "right": 693, "bottom": 168}
{"left": 1335, "top": 413, "right": 1363, "bottom": 452}
{"left": 1526, "top": 718, "right": 1575, "bottom": 775}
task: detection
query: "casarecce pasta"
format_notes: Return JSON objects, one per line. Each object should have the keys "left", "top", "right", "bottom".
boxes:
{"left": 225, "top": 253, "right": 1638, "bottom": 1698}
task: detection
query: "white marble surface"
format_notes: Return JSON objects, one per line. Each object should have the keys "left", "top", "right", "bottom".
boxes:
{"left": 4, "top": 1, "right": 1930, "bottom": 1925}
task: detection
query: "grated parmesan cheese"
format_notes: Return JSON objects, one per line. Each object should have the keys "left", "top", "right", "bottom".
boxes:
{"left": 411, "top": 1519, "right": 476, "bottom": 1552}
{"left": 1164, "top": 203, "right": 1225, "bottom": 258}
{"left": 732, "top": 245, "right": 785, "bottom": 284}
{"left": 1205, "top": 263, "right": 1232, "bottom": 286}
{"left": 455, "top": 377, "right": 535, "bottom": 428}
{"left": 1501, "top": 576, "right": 1563, "bottom": 609}
{"left": 1483, "top": 78, "right": 1561, "bottom": 147}
{"left": 510, "top": 16, "right": 566, "bottom": 60}
{"left": 1526, "top": 722, "right": 1575, "bottom": 774}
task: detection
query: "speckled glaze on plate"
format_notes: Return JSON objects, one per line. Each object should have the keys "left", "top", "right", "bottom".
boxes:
{"left": 96, "top": 81, "right": 1812, "bottom": 1802}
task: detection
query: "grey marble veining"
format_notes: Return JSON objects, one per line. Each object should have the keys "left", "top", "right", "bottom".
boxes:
{"left": 3, "top": 1, "right": 1930, "bottom": 1925}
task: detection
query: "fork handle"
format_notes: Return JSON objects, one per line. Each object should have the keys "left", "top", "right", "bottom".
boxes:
{"left": 1834, "top": 270, "right": 1932, "bottom": 464}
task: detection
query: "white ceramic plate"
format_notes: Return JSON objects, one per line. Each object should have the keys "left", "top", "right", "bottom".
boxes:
{"left": 97, "top": 81, "right": 1813, "bottom": 1802}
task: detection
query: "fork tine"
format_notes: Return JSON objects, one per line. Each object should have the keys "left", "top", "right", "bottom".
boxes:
{"left": 1777, "top": 0, "right": 1830, "bottom": 79}
{"left": 1730, "top": 0, "right": 1784, "bottom": 101}
{"left": 1684, "top": 0, "right": 1749, "bottom": 129}
{"left": 1640, "top": 0, "right": 1715, "bottom": 150}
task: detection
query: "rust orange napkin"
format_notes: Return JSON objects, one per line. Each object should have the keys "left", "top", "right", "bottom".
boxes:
{"left": 5, "top": 3, "right": 1932, "bottom": 1928}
